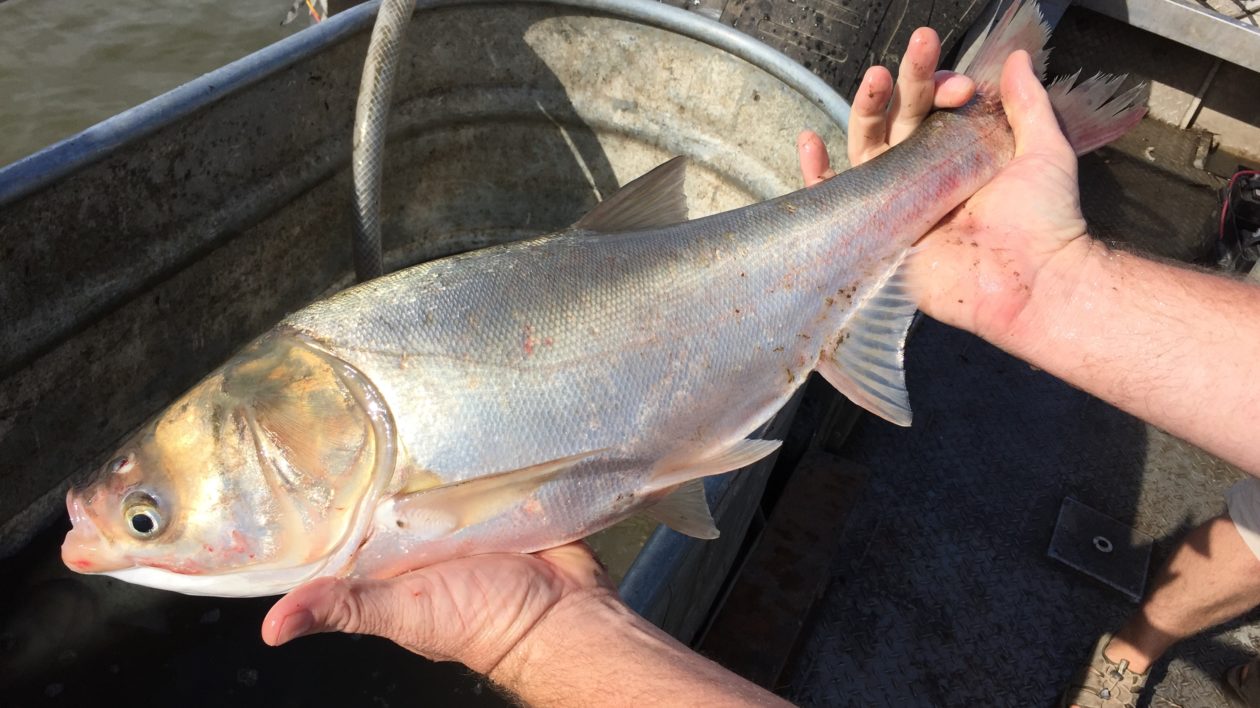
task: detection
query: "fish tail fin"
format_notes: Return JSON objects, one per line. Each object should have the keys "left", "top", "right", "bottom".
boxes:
{"left": 959, "top": 1, "right": 1050, "bottom": 96}
{"left": 1046, "top": 72, "right": 1147, "bottom": 155}
{"left": 961, "top": 2, "right": 1146, "bottom": 154}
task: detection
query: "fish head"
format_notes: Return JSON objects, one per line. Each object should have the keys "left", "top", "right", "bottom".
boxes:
{"left": 62, "top": 334, "right": 397, "bottom": 596}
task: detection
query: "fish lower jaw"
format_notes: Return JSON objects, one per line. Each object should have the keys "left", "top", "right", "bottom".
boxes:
{"left": 101, "top": 556, "right": 339, "bottom": 598}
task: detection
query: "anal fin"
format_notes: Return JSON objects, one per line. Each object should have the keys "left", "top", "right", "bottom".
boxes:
{"left": 643, "top": 480, "right": 719, "bottom": 540}
{"left": 819, "top": 258, "right": 918, "bottom": 426}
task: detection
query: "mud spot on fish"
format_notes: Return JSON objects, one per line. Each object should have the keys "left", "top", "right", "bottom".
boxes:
{"left": 773, "top": 346, "right": 784, "bottom": 352}
{"left": 781, "top": 202, "right": 798, "bottom": 215}
{"left": 396, "top": 519, "right": 407, "bottom": 528}
{"left": 785, "top": 367, "right": 796, "bottom": 384}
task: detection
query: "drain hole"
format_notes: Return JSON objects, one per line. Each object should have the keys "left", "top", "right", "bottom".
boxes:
{"left": 1092, "top": 535, "right": 1114, "bottom": 553}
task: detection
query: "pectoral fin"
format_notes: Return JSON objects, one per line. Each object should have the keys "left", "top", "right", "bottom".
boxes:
{"left": 379, "top": 449, "right": 606, "bottom": 538}
{"left": 643, "top": 479, "right": 719, "bottom": 539}
{"left": 818, "top": 259, "right": 918, "bottom": 426}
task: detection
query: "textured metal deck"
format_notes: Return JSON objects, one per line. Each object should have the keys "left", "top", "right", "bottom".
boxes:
{"left": 780, "top": 316, "right": 1256, "bottom": 706}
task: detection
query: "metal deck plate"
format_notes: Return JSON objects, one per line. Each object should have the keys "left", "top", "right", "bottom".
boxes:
{"left": 1048, "top": 497, "right": 1154, "bottom": 602}
{"left": 782, "top": 317, "right": 1254, "bottom": 707}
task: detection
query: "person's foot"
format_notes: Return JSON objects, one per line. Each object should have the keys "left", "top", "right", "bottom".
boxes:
{"left": 1059, "top": 633, "right": 1150, "bottom": 708}
{"left": 1096, "top": 633, "right": 1154, "bottom": 675}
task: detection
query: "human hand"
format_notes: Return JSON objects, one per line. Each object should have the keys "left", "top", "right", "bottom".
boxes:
{"left": 799, "top": 34, "right": 1091, "bottom": 344}
{"left": 838, "top": 27, "right": 976, "bottom": 169}
{"left": 262, "top": 541, "right": 615, "bottom": 678}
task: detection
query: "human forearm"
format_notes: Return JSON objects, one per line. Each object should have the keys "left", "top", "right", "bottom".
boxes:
{"left": 488, "top": 591, "right": 788, "bottom": 707}
{"left": 994, "top": 237, "right": 1260, "bottom": 474}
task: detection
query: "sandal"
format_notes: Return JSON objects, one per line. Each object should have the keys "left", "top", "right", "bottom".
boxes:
{"left": 1223, "top": 658, "right": 1260, "bottom": 707}
{"left": 1059, "top": 633, "right": 1149, "bottom": 708}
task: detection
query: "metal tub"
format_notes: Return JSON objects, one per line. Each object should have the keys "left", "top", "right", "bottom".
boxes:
{"left": 0, "top": 0, "right": 846, "bottom": 699}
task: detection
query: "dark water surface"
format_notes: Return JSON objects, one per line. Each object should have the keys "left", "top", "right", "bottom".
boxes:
{"left": 0, "top": 0, "right": 304, "bottom": 167}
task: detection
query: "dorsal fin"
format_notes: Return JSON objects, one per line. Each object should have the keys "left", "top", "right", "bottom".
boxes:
{"left": 574, "top": 156, "right": 689, "bottom": 233}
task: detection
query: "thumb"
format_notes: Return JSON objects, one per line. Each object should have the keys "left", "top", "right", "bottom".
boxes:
{"left": 262, "top": 575, "right": 432, "bottom": 649}
{"left": 999, "top": 50, "right": 1075, "bottom": 176}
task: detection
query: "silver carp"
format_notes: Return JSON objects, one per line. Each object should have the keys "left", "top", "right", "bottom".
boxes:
{"left": 62, "top": 2, "right": 1143, "bottom": 596}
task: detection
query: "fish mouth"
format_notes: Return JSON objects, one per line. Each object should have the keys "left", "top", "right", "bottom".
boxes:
{"left": 61, "top": 489, "right": 130, "bottom": 574}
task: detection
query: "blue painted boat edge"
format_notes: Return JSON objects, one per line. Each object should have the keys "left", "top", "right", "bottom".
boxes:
{"left": 620, "top": 475, "right": 740, "bottom": 623}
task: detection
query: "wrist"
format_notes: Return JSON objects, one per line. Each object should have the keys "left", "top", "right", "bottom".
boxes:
{"left": 485, "top": 585, "right": 789, "bottom": 707}
{"left": 982, "top": 231, "right": 1100, "bottom": 356}
{"left": 485, "top": 587, "right": 632, "bottom": 689}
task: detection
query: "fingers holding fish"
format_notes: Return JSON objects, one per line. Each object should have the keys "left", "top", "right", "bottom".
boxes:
{"left": 905, "top": 45, "right": 1118, "bottom": 341}
{"left": 846, "top": 28, "right": 977, "bottom": 167}
{"left": 887, "top": 28, "right": 946, "bottom": 145}
{"left": 796, "top": 130, "right": 835, "bottom": 188}
{"left": 999, "top": 51, "right": 1077, "bottom": 178}
{"left": 847, "top": 65, "right": 895, "bottom": 166}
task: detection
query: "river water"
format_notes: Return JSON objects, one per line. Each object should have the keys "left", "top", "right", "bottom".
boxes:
{"left": 0, "top": 0, "right": 305, "bottom": 168}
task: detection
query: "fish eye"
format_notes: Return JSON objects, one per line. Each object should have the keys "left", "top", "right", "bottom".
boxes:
{"left": 107, "top": 455, "right": 133, "bottom": 475}
{"left": 122, "top": 492, "right": 164, "bottom": 539}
